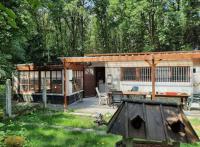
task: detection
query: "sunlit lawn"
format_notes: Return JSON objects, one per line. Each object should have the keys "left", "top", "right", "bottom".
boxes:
{"left": 15, "top": 109, "right": 107, "bottom": 130}
{"left": 1, "top": 109, "right": 121, "bottom": 146}
{"left": 5, "top": 124, "right": 120, "bottom": 147}
{"left": 0, "top": 109, "right": 200, "bottom": 147}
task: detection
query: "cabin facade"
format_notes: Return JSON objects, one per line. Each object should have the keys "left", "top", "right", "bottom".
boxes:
{"left": 14, "top": 63, "right": 84, "bottom": 105}
{"left": 14, "top": 51, "right": 200, "bottom": 106}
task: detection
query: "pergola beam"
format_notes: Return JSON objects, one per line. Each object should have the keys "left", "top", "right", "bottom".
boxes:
{"left": 62, "top": 52, "right": 200, "bottom": 63}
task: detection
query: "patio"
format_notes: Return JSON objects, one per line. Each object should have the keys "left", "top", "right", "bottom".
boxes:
{"left": 46, "top": 96, "right": 200, "bottom": 118}
{"left": 48, "top": 97, "right": 117, "bottom": 115}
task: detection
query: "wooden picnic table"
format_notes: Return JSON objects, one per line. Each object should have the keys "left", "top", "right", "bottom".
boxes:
{"left": 108, "top": 91, "right": 189, "bottom": 105}
{"left": 108, "top": 91, "right": 148, "bottom": 105}
{"left": 122, "top": 91, "right": 148, "bottom": 98}
{"left": 154, "top": 93, "right": 189, "bottom": 104}
{"left": 108, "top": 91, "right": 148, "bottom": 98}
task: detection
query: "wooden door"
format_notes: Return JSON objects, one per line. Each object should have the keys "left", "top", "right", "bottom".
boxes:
{"left": 84, "top": 68, "right": 96, "bottom": 97}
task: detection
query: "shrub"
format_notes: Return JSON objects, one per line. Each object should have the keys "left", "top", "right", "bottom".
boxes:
{"left": 0, "top": 111, "right": 3, "bottom": 119}
{"left": 4, "top": 136, "right": 25, "bottom": 147}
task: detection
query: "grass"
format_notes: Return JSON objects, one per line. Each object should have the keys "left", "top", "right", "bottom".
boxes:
{"left": 188, "top": 117, "right": 200, "bottom": 137}
{"left": 0, "top": 109, "right": 200, "bottom": 147}
{"left": 3, "top": 123, "right": 120, "bottom": 147}
{"left": 0, "top": 109, "right": 121, "bottom": 146}
{"left": 15, "top": 109, "right": 104, "bottom": 129}
{"left": 26, "top": 127, "right": 119, "bottom": 147}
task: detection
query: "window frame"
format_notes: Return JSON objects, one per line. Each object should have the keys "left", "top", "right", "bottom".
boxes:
{"left": 121, "top": 66, "right": 190, "bottom": 83}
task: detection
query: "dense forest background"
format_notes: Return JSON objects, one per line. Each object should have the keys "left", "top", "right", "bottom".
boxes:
{"left": 0, "top": 0, "right": 199, "bottom": 80}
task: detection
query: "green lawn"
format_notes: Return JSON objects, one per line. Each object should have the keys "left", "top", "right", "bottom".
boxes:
{"left": 15, "top": 109, "right": 107, "bottom": 130}
{"left": 0, "top": 109, "right": 121, "bottom": 146}
{"left": 4, "top": 124, "right": 120, "bottom": 147}
{"left": 188, "top": 118, "right": 200, "bottom": 139}
{"left": 0, "top": 109, "right": 200, "bottom": 147}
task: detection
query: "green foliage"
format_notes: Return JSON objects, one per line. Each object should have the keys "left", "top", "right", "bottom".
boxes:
{"left": 0, "top": 0, "right": 199, "bottom": 78}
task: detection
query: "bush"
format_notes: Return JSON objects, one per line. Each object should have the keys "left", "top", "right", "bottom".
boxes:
{"left": 0, "top": 84, "right": 5, "bottom": 111}
{"left": 4, "top": 136, "right": 25, "bottom": 147}
{"left": 0, "top": 111, "right": 3, "bottom": 119}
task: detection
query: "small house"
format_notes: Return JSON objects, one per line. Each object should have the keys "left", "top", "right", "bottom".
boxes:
{"left": 14, "top": 51, "right": 200, "bottom": 107}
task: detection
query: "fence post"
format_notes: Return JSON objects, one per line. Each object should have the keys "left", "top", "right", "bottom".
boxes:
{"left": 42, "top": 78, "right": 47, "bottom": 109}
{"left": 6, "top": 79, "right": 12, "bottom": 117}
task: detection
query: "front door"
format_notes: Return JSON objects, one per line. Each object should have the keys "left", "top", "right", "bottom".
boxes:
{"left": 95, "top": 67, "right": 105, "bottom": 92}
{"left": 84, "top": 68, "right": 96, "bottom": 97}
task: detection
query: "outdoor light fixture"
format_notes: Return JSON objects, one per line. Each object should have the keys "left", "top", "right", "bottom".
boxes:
{"left": 107, "top": 74, "right": 112, "bottom": 84}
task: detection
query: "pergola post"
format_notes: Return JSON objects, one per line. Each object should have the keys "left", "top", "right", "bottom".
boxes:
{"left": 145, "top": 57, "right": 161, "bottom": 100}
{"left": 64, "top": 62, "right": 67, "bottom": 111}
{"left": 151, "top": 59, "right": 156, "bottom": 100}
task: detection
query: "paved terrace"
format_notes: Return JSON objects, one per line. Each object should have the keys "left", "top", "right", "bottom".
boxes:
{"left": 47, "top": 97, "right": 200, "bottom": 117}
{"left": 48, "top": 97, "right": 117, "bottom": 116}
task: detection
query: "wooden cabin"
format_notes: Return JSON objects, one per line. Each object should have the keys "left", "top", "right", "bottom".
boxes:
{"left": 14, "top": 63, "right": 84, "bottom": 105}
{"left": 14, "top": 51, "right": 200, "bottom": 107}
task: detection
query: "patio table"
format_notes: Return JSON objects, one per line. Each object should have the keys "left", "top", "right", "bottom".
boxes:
{"left": 108, "top": 91, "right": 148, "bottom": 105}
{"left": 122, "top": 91, "right": 148, "bottom": 98}
{"left": 154, "top": 93, "right": 189, "bottom": 105}
{"left": 108, "top": 91, "right": 189, "bottom": 106}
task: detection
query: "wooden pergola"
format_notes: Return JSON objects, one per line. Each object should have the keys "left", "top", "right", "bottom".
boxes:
{"left": 61, "top": 50, "right": 200, "bottom": 108}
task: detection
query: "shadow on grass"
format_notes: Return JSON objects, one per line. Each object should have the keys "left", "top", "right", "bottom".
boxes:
{"left": 14, "top": 109, "right": 96, "bottom": 129}
{"left": 22, "top": 125, "right": 121, "bottom": 147}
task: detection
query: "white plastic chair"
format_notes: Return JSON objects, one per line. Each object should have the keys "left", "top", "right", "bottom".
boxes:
{"left": 95, "top": 87, "right": 108, "bottom": 105}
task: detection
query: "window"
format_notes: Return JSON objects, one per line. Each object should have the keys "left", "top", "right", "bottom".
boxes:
{"left": 40, "top": 71, "right": 51, "bottom": 92}
{"left": 46, "top": 71, "right": 51, "bottom": 92}
{"left": 19, "top": 71, "right": 29, "bottom": 92}
{"left": 156, "top": 67, "right": 170, "bottom": 82}
{"left": 52, "top": 71, "right": 62, "bottom": 93}
{"left": 122, "top": 68, "right": 137, "bottom": 81}
{"left": 121, "top": 66, "right": 190, "bottom": 82}
{"left": 72, "top": 70, "right": 83, "bottom": 92}
{"left": 40, "top": 71, "right": 62, "bottom": 93}
{"left": 34, "top": 71, "right": 39, "bottom": 92}
{"left": 140, "top": 67, "right": 151, "bottom": 82}
{"left": 171, "top": 67, "right": 190, "bottom": 82}
{"left": 29, "top": 71, "right": 39, "bottom": 92}
{"left": 121, "top": 67, "right": 151, "bottom": 81}
{"left": 19, "top": 70, "right": 63, "bottom": 94}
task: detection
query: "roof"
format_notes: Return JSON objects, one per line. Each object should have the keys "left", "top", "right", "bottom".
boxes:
{"left": 16, "top": 63, "right": 84, "bottom": 71}
{"left": 85, "top": 50, "right": 200, "bottom": 57}
{"left": 107, "top": 99, "right": 199, "bottom": 143}
{"left": 61, "top": 50, "right": 200, "bottom": 63}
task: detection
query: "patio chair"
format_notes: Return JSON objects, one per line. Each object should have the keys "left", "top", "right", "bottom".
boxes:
{"left": 95, "top": 87, "right": 108, "bottom": 105}
{"left": 111, "top": 91, "right": 123, "bottom": 107}
{"left": 187, "top": 94, "right": 200, "bottom": 110}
